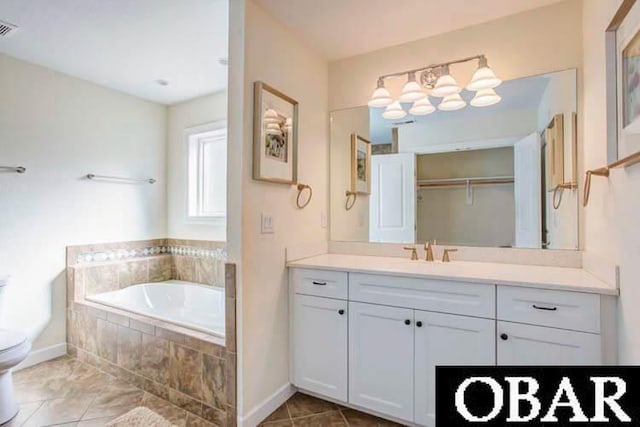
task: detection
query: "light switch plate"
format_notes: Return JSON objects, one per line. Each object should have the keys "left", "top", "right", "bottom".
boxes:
{"left": 321, "top": 212, "right": 328, "bottom": 229}
{"left": 261, "top": 213, "right": 274, "bottom": 234}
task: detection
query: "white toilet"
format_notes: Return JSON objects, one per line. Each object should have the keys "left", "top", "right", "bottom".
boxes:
{"left": 0, "top": 276, "right": 31, "bottom": 425}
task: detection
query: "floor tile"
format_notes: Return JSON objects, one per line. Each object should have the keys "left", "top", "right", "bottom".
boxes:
{"left": 185, "top": 413, "right": 216, "bottom": 426}
{"left": 14, "top": 357, "right": 79, "bottom": 385}
{"left": 292, "top": 411, "right": 346, "bottom": 426}
{"left": 14, "top": 378, "right": 69, "bottom": 404}
{"left": 75, "top": 416, "right": 117, "bottom": 426}
{"left": 82, "top": 380, "right": 144, "bottom": 420}
{"left": 22, "top": 394, "right": 96, "bottom": 427}
{"left": 287, "top": 393, "right": 338, "bottom": 419}
{"left": 4, "top": 401, "right": 44, "bottom": 426}
{"left": 261, "top": 403, "right": 289, "bottom": 423}
{"left": 260, "top": 420, "right": 293, "bottom": 427}
{"left": 341, "top": 409, "right": 405, "bottom": 426}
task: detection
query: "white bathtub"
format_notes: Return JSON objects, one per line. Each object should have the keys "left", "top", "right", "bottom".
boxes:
{"left": 86, "top": 280, "right": 225, "bottom": 338}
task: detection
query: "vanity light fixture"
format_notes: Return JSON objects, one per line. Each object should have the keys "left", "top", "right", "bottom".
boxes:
{"left": 466, "top": 56, "right": 502, "bottom": 91}
{"left": 438, "top": 93, "right": 467, "bottom": 111}
{"left": 470, "top": 88, "right": 502, "bottom": 107}
{"left": 368, "top": 79, "right": 394, "bottom": 107}
{"left": 399, "top": 72, "right": 426, "bottom": 102}
{"left": 368, "top": 54, "right": 502, "bottom": 119}
{"left": 431, "top": 66, "right": 461, "bottom": 98}
{"left": 409, "top": 96, "right": 436, "bottom": 116}
{"left": 382, "top": 101, "right": 407, "bottom": 120}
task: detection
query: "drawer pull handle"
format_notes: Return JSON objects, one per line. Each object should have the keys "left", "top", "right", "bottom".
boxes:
{"left": 338, "top": 309, "right": 345, "bottom": 315}
{"left": 404, "top": 319, "right": 411, "bottom": 326}
{"left": 500, "top": 333, "right": 508, "bottom": 341}
{"left": 532, "top": 304, "right": 557, "bottom": 311}
{"left": 416, "top": 321, "right": 423, "bottom": 328}
{"left": 312, "top": 281, "right": 327, "bottom": 286}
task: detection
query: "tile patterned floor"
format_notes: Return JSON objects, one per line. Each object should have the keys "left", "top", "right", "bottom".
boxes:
{"left": 259, "top": 393, "right": 407, "bottom": 427}
{"left": 6, "top": 356, "right": 216, "bottom": 427}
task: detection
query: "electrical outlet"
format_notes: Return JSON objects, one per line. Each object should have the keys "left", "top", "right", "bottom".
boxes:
{"left": 261, "top": 213, "right": 274, "bottom": 234}
{"left": 321, "top": 212, "right": 328, "bottom": 228}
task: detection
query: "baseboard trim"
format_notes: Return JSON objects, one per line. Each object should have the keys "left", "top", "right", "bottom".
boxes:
{"left": 239, "top": 383, "right": 295, "bottom": 427}
{"left": 14, "top": 343, "right": 68, "bottom": 371}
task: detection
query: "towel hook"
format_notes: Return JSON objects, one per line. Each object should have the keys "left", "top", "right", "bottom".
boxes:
{"left": 345, "top": 191, "right": 357, "bottom": 211}
{"left": 296, "top": 183, "right": 312, "bottom": 209}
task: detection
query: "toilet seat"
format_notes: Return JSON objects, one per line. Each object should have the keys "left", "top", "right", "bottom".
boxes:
{"left": 0, "top": 329, "right": 27, "bottom": 353}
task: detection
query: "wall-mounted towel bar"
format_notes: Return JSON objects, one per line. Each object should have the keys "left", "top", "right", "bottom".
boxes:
{"left": 0, "top": 166, "right": 26, "bottom": 173}
{"left": 583, "top": 150, "right": 640, "bottom": 206}
{"left": 86, "top": 174, "right": 156, "bottom": 184}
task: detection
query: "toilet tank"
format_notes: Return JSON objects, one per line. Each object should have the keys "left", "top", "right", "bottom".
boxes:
{"left": 0, "top": 275, "right": 8, "bottom": 316}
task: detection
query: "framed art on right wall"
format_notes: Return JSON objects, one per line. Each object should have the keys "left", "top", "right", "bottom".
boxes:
{"left": 607, "top": 0, "right": 640, "bottom": 161}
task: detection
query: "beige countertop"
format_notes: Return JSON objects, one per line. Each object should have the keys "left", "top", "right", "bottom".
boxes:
{"left": 287, "top": 254, "right": 618, "bottom": 296}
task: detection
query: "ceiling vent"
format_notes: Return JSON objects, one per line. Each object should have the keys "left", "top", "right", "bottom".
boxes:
{"left": 0, "top": 20, "right": 18, "bottom": 37}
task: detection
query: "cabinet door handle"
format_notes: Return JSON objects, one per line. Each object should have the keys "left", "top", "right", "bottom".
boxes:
{"left": 416, "top": 321, "right": 423, "bottom": 328}
{"left": 500, "top": 333, "right": 508, "bottom": 341}
{"left": 312, "top": 281, "right": 327, "bottom": 286}
{"left": 532, "top": 304, "right": 557, "bottom": 311}
{"left": 404, "top": 319, "right": 411, "bottom": 325}
{"left": 338, "top": 309, "right": 345, "bottom": 315}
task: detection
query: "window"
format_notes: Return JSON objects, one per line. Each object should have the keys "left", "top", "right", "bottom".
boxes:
{"left": 186, "top": 122, "right": 227, "bottom": 223}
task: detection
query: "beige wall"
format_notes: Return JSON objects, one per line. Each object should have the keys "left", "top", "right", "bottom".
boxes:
{"left": 417, "top": 148, "right": 515, "bottom": 247}
{"left": 240, "top": 0, "right": 329, "bottom": 416}
{"left": 330, "top": 107, "right": 370, "bottom": 241}
{"left": 328, "top": 0, "right": 583, "bottom": 111}
{"left": 582, "top": 0, "right": 640, "bottom": 362}
{"left": 167, "top": 92, "right": 228, "bottom": 241}
{"left": 0, "top": 53, "right": 167, "bottom": 351}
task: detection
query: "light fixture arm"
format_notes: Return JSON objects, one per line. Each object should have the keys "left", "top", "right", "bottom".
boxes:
{"left": 376, "top": 54, "right": 486, "bottom": 82}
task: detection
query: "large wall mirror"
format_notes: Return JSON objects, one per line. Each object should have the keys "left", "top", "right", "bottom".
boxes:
{"left": 330, "top": 69, "right": 579, "bottom": 250}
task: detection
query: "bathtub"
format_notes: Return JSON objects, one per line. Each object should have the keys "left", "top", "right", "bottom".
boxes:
{"left": 86, "top": 280, "right": 225, "bottom": 337}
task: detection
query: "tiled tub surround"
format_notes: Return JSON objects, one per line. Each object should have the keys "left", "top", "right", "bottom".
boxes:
{"left": 65, "top": 240, "right": 237, "bottom": 426}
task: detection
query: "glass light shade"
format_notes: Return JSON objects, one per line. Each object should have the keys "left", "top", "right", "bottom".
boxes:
{"left": 368, "top": 86, "right": 393, "bottom": 107}
{"left": 438, "top": 93, "right": 467, "bottom": 111}
{"left": 409, "top": 96, "right": 435, "bottom": 116}
{"left": 431, "top": 74, "right": 461, "bottom": 98}
{"left": 382, "top": 101, "right": 407, "bottom": 119}
{"left": 467, "top": 66, "right": 502, "bottom": 91}
{"left": 470, "top": 88, "right": 502, "bottom": 107}
{"left": 263, "top": 108, "right": 280, "bottom": 124}
{"left": 399, "top": 74, "right": 425, "bottom": 102}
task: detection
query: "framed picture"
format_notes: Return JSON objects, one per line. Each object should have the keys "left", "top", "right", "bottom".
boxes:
{"left": 606, "top": 0, "right": 640, "bottom": 162}
{"left": 253, "top": 81, "right": 298, "bottom": 184}
{"left": 350, "top": 133, "right": 371, "bottom": 194}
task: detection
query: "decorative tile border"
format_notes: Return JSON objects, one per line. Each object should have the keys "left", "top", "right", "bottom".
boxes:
{"left": 76, "top": 245, "right": 227, "bottom": 264}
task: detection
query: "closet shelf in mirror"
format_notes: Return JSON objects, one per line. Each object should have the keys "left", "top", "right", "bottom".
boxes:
{"left": 417, "top": 176, "right": 514, "bottom": 188}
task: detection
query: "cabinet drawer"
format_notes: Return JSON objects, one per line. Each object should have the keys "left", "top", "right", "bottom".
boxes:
{"left": 349, "top": 273, "right": 495, "bottom": 318}
{"left": 291, "top": 268, "right": 348, "bottom": 300}
{"left": 497, "top": 286, "right": 600, "bottom": 333}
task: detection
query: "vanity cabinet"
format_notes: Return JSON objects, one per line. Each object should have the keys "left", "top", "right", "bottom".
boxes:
{"left": 414, "top": 311, "right": 495, "bottom": 426}
{"left": 292, "top": 294, "right": 348, "bottom": 401}
{"left": 348, "top": 302, "right": 415, "bottom": 421}
{"left": 289, "top": 266, "right": 608, "bottom": 426}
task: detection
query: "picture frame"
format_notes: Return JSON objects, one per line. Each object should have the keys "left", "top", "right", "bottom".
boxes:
{"left": 253, "top": 81, "right": 299, "bottom": 184}
{"left": 350, "top": 133, "right": 372, "bottom": 194}
{"left": 606, "top": 0, "right": 640, "bottom": 162}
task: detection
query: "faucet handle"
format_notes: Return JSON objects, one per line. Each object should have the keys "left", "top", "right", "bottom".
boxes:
{"left": 403, "top": 246, "right": 419, "bottom": 261}
{"left": 442, "top": 248, "right": 458, "bottom": 263}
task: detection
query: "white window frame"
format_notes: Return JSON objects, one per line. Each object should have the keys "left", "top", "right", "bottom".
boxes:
{"left": 185, "top": 120, "right": 227, "bottom": 225}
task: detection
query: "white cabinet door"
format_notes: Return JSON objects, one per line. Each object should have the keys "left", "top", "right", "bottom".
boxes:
{"left": 514, "top": 132, "right": 542, "bottom": 248}
{"left": 497, "top": 321, "right": 601, "bottom": 365}
{"left": 293, "top": 294, "right": 348, "bottom": 401}
{"left": 349, "top": 301, "right": 414, "bottom": 422}
{"left": 414, "top": 311, "right": 495, "bottom": 427}
{"left": 369, "top": 153, "right": 416, "bottom": 243}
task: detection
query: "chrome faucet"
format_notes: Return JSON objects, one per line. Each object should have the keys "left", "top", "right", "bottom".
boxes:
{"left": 424, "top": 240, "right": 435, "bottom": 262}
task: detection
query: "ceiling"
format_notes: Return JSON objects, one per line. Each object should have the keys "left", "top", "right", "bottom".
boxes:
{"left": 254, "top": 0, "right": 565, "bottom": 60}
{"left": 0, "top": 0, "right": 228, "bottom": 105}
{"left": 369, "top": 73, "right": 552, "bottom": 144}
